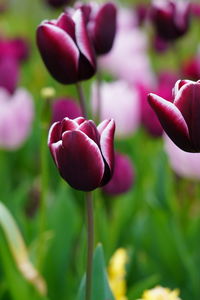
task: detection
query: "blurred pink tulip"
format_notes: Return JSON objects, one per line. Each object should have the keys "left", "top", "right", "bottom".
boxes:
{"left": 164, "top": 134, "right": 200, "bottom": 180}
{"left": 52, "top": 98, "right": 82, "bottom": 123}
{"left": 91, "top": 80, "right": 140, "bottom": 138}
{"left": 0, "top": 57, "right": 19, "bottom": 94}
{"left": 99, "top": 8, "right": 154, "bottom": 86}
{"left": 102, "top": 152, "right": 134, "bottom": 196}
{"left": 0, "top": 88, "right": 34, "bottom": 150}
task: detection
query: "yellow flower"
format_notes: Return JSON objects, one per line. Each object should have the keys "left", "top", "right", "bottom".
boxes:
{"left": 138, "top": 286, "right": 182, "bottom": 300}
{"left": 108, "top": 248, "right": 128, "bottom": 300}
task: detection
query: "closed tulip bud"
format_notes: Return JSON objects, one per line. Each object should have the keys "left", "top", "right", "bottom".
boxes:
{"left": 150, "top": 0, "right": 190, "bottom": 41}
{"left": 48, "top": 117, "right": 115, "bottom": 191}
{"left": 103, "top": 152, "right": 134, "bottom": 196}
{"left": 51, "top": 98, "right": 82, "bottom": 123}
{"left": 148, "top": 79, "right": 200, "bottom": 152}
{"left": 72, "top": 2, "right": 117, "bottom": 55}
{"left": 36, "top": 9, "right": 96, "bottom": 84}
{"left": 182, "top": 54, "right": 200, "bottom": 81}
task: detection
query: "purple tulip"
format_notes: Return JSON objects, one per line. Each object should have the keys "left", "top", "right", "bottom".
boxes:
{"left": 139, "top": 71, "right": 177, "bottom": 137}
{"left": 150, "top": 0, "right": 190, "bottom": 41}
{"left": 51, "top": 98, "right": 82, "bottom": 123}
{"left": 102, "top": 152, "right": 134, "bottom": 196}
{"left": 148, "top": 79, "right": 200, "bottom": 152}
{"left": 48, "top": 117, "right": 115, "bottom": 191}
{"left": 0, "top": 57, "right": 19, "bottom": 94}
{"left": 0, "top": 88, "right": 34, "bottom": 150}
{"left": 74, "top": 2, "right": 117, "bottom": 55}
{"left": 36, "top": 9, "right": 96, "bottom": 84}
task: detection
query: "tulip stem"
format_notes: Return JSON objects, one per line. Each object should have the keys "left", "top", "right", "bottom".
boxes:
{"left": 76, "top": 82, "right": 87, "bottom": 118}
{"left": 96, "top": 69, "right": 102, "bottom": 123}
{"left": 85, "top": 192, "right": 94, "bottom": 300}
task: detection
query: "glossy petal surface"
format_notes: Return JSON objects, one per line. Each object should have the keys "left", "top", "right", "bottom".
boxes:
{"left": 92, "top": 2, "right": 117, "bottom": 55}
{"left": 57, "top": 130, "right": 104, "bottom": 191}
{"left": 148, "top": 93, "right": 193, "bottom": 151}
{"left": 37, "top": 23, "right": 79, "bottom": 84}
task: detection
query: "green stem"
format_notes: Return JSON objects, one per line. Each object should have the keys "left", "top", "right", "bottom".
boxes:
{"left": 85, "top": 192, "right": 94, "bottom": 300}
{"left": 96, "top": 69, "right": 102, "bottom": 123}
{"left": 76, "top": 82, "right": 87, "bottom": 118}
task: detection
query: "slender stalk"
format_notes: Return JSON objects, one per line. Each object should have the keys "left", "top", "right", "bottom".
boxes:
{"left": 76, "top": 82, "right": 87, "bottom": 118}
{"left": 38, "top": 97, "right": 51, "bottom": 268}
{"left": 85, "top": 192, "right": 94, "bottom": 300}
{"left": 96, "top": 69, "right": 102, "bottom": 123}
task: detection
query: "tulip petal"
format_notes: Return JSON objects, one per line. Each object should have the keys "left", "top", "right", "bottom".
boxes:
{"left": 56, "top": 13, "right": 76, "bottom": 41}
{"left": 73, "top": 9, "right": 96, "bottom": 67}
{"left": 92, "top": 2, "right": 117, "bottom": 55}
{"left": 173, "top": 79, "right": 193, "bottom": 98}
{"left": 148, "top": 93, "right": 193, "bottom": 151}
{"left": 98, "top": 119, "right": 115, "bottom": 182}
{"left": 61, "top": 117, "right": 78, "bottom": 132}
{"left": 48, "top": 121, "right": 62, "bottom": 144}
{"left": 78, "top": 120, "right": 100, "bottom": 145}
{"left": 74, "top": 117, "right": 85, "bottom": 125}
{"left": 175, "top": 82, "right": 200, "bottom": 151}
{"left": 57, "top": 130, "right": 104, "bottom": 191}
{"left": 37, "top": 23, "right": 79, "bottom": 84}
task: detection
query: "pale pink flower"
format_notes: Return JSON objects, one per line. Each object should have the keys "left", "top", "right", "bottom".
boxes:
{"left": 0, "top": 87, "right": 34, "bottom": 150}
{"left": 164, "top": 134, "right": 200, "bottom": 180}
{"left": 98, "top": 7, "right": 154, "bottom": 86}
{"left": 91, "top": 80, "right": 140, "bottom": 138}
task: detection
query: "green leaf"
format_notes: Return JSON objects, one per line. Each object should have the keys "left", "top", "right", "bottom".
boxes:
{"left": 77, "top": 244, "right": 115, "bottom": 300}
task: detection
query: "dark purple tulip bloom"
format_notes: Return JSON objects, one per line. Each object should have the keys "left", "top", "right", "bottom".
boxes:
{"left": 36, "top": 9, "right": 96, "bottom": 84}
{"left": 103, "top": 152, "right": 134, "bottom": 196}
{"left": 150, "top": 0, "right": 190, "bottom": 41}
{"left": 51, "top": 98, "right": 82, "bottom": 123}
{"left": 148, "top": 79, "right": 200, "bottom": 152}
{"left": 74, "top": 2, "right": 117, "bottom": 55}
{"left": 0, "top": 57, "right": 19, "bottom": 94}
{"left": 48, "top": 117, "right": 115, "bottom": 191}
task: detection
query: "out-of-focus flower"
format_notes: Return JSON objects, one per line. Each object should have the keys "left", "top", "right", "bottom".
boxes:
{"left": 99, "top": 8, "right": 154, "bottom": 86}
{"left": 36, "top": 10, "right": 96, "bottom": 84}
{"left": 148, "top": 79, "right": 200, "bottom": 152}
{"left": 139, "top": 71, "right": 177, "bottom": 137}
{"left": 76, "top": 2, "right": 117, "bottom": 55}
{"left": 0, "top": 57, "right": 19, "bottom": 94}
{"left": 0, "top": 88, "right": 34, "bottom": 150}
{"left": 46, "top": 0, "right": 73, "bottom": 8}
{"left": 91, "top": 80, "right": 140, "bottom": 138}
{"left": 153, "top": 35, "right": 169, "bottom": 53}
{"left": 51, "top": 98, "right": 82, "bottom": 123}
{"left": 48, "top": 117, "right": 115, "bottom": 191}
{"left": 138, "top": 285, "right": 181, "bottom": 300}
{"left": 150, "top": 0, "right": 190, "bottom": 41}
{"left": 164, "top": 134, "right": 200, "bottom": 180}
{"left": 103, "top": 152, "right": 134, "bottom": 196}
{"left": 0, "top": 37, "right": 29, "bottom": 63}
{"left": 108, "top": 248, "right": 128, "bottom": 300}
{"left": 182, "top": 53, "right": 200, "bottom": 81}
{"left": 41, "top": 87, "right": 56, "bottom": 99}
{"left": 191, "top": 3, "right": 200, "bottom": 18}
{"left": 135, "top": 3, "right": 149, "bottom": 26}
